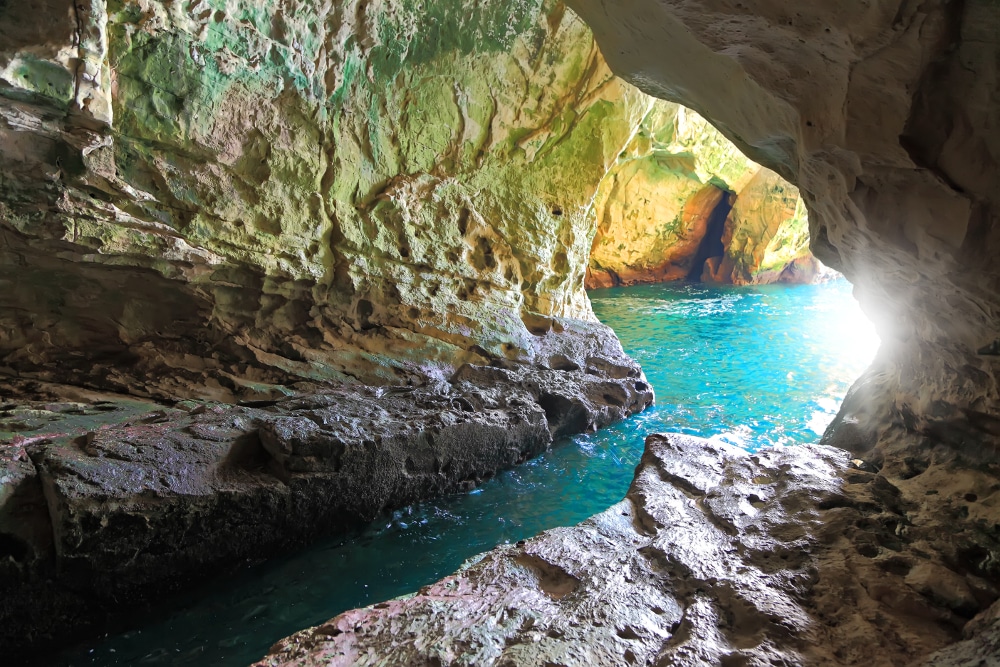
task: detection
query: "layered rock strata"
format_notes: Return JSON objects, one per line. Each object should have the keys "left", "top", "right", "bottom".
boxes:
{"left": 0, "top": 335, "right": 653, "bottom": 658}
{"left": 257, "top": 432, "right": 1000, "bottom": 666}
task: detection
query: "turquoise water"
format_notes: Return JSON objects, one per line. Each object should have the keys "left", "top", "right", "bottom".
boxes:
{"left": 57, "top": 281, "right": 878, "bottom": 667}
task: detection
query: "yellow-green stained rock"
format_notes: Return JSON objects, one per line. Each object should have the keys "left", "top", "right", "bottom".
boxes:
{"left": 0, "top": 0, "right": 652, "bottom": 397}
{"left": 588, "top": 155, "right": 725, "bottom": 287}
{"left": 0, "top": 0, "right": 828, "bottom": 399}
{"left": 704, "top": 168, "right": 835, "bottom": 285}
{"left": 586, "top": 102, "right": 826, "bottom": 288}
{"left": 704, "top": 167, "right": 797, "bottom": 283}
{"left": 755, "top": 197, "right": 837, "bottom": 284}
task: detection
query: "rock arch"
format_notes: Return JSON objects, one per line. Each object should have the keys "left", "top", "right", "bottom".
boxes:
{"left": 568, "top": 0, "right": 1000, "bottom": 463}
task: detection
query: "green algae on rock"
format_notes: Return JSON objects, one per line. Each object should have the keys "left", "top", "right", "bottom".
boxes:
{"left": 0, "top": 0, "right": 830, "bottom": 397}
{"left": 0, "top": 0, "right": 650, "bottom": 399}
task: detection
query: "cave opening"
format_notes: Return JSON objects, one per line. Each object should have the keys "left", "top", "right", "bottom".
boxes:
{"left": 686, "top": 190, "right": 733, "bottom": 281}
{"left": 2, "top": 0, "right": 931, "bottom": 661}
{"left": 581, "top": 102, "right": 880, "bottom": 449}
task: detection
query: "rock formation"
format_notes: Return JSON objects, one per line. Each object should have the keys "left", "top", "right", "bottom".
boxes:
{"left": 568, "top": 0, "right": 1000, "bottom": 465}
{"left": 0, "top": 0, "right": 665, "bottom": 656}
{"left": 3, "top": 0, "right": 999, "bottom": 663}
{"left": 0, "top": 0, "right": 654, "bottom": 400}
{"left": 587, "top": 103, "right": 831, "bottom": 289}
{"left": 702, "top": 167, "right": 838, "bottom": 285}
{"left": 251, "top": 0, "right": 1000, "bottom": 665}
{"left": 256, "top": 433, "right": 1000, "bottom": 667}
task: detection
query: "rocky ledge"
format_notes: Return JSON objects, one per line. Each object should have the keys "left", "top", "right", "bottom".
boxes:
{"left": 0, "top": 346, "right": 652, "bottom": 660}
{"left": 257, "top": 433, "right": 1000, "bottom": 667}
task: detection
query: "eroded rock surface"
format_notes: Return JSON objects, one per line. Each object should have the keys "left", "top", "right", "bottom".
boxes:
{"left": 701, "top": 168, "right": 835, "bottom": 286}
{"left": 0, "top": 0, "right": 654, "bottom": 400}
{"left": 586, "top": 103, "right": 829, "bottom": 289}
{"left": 569, "top": 0, "right": 1000, "bottom": 462}
{"left": 257, "top": 433, "right": 1000, "bottom": 666}
{"left": 0, "top": 338, "right": 652, "bottom": 658}
{"left": 1, "top": 0, "right": 840, "bottom": 403}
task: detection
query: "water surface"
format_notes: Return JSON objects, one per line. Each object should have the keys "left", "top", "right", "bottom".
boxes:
{"left": 59, "top": 280, "right": 878, "bottom": 666}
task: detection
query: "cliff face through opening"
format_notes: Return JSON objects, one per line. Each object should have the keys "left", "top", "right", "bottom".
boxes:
{"left": 585, "top": 102, "right": 831, "bottom": 290}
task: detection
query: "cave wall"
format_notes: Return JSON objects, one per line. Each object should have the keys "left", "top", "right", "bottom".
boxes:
{"left": 586, "top": 101, "right": 830, "bottom": 289}
{"left": 586, "top": 102, "right": 747, "bottom": 287}
{"left": 568, "top": 0, "right": 1000, "bottom": 462}
{"left": 702, "top": 166, "right": 835, "bottom": 285}
{"left": 0, "top": 0, "right": 653, "bottom": 400}
{"left": 0, "top": 0, "right": 847, "bottom": 405}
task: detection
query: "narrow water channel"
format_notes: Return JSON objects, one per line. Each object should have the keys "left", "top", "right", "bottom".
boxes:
{"left": 58, "top": 280, "right": 879, "bottom": 667}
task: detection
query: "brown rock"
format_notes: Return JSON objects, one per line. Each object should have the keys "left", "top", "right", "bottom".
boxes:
{"left": 704, "top": 167, "right": 801, "bottom": 284}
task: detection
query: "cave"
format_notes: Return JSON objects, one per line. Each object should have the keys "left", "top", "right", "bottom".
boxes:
{"left": 685, "top": 191, "right": 732, "bottom": 281}
{"left": 1, "top": 0, "right": 999, "bottom": 665}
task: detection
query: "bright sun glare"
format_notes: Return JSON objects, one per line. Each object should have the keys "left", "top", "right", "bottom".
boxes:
{"left": 805, "top": 289, "right": 881, "bottom": 436}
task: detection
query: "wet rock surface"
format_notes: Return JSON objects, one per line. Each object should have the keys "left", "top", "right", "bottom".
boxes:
{"left": 257, "top": 433, "right": 1000, "bottom": 666}
{"left": 0, "top": 351, "right": 652, "bottom": 659}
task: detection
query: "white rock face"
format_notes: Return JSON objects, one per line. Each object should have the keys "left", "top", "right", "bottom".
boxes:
{"left": 567, "top": 0, "right": 1000, "bottom": 461}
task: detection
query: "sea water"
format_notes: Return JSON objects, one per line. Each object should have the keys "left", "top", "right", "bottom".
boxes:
{"left": 58, "top": 280, "right": 879, "bottom": 666}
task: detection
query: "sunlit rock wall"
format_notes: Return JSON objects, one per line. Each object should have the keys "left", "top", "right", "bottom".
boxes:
{"left": 704, "top": 167, "right": 835, "bottom": 285}
{"left": 0, "top": 0, "right": 650, "bottom": 399}
{"left": 586, "top": 103, "right": 743, "bottom": 287}
{"left": 586, "top": 103, "right": 828, "bottom": 289}
{"left": 569, "top": 0, "right": 1000, "bottom": 463}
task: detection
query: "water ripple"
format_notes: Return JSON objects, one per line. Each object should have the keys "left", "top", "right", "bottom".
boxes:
{"left": 58, "top": 280, "right": 879, "bottom": 667}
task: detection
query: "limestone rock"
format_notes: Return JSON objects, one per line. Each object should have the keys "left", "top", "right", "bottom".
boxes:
{"left": 588, "top": 158, "right": 726, "bottom": 286}
{"left": 920, "top": 599, "right": 1000, "bottom": 666}
{"left": 567, "top": 0, "right": 1000, "bottom": 458}
{"left": 753, "top": 197, "right": 840, "bottom": 285}
{"left": 256, "top": 433, "right": 1000, "bottom": 666}
{"left": 0, "top": 0, "right": 652, "bottom": 399}
{"left": 587, "top": 105, "right": 827, "bottom": 288}
{"left": 0, "top": 356, "right": 652, "bottom": 657}
{"left": 703, "top": 167, "right": 816, "bottom": 285}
